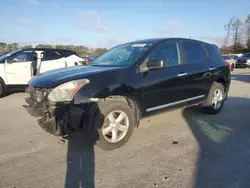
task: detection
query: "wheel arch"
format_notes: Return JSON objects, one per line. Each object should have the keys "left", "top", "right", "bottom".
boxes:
{"left": 215, "top": 77, "right": 227, "bottom": 91}
{"left": 92, "top": 85, "right": 144, "bottom": 125}
{"left": 0, "top": 76, "right": 6, "bottom": 96}
{"left": 0, "top": 77, "right": 6, "bottom": 85}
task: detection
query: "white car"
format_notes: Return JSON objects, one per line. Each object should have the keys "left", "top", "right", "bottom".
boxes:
{"left": 0, "top": 48, "right": 85, "bottom": 96}
{"left": 222, "top": 55, "right": 236, "bottom": 71}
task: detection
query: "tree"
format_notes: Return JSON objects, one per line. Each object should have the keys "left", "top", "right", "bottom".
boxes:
{"left": 245, "top": 14, "right": 250, "bottom": 50}
{"left": 0, "top": 41, "right": 108, "bottom": 56}
{"left": 22, "top": 45, "right": 32, "bottom": 49}
{"left": 92, "top": 48, "right": 107, "bottom": 56}
{"left": 231, "top": 18, "right": 244, "bottom": 50}
{"left": 224, "top": 18, "right": 233, "bottom": 47}
{"left": 35, "top": 44, "right": 53, "bottom": 48}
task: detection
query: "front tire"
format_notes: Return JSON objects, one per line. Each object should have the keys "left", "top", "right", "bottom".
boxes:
{"left": 201, "top": 82, "right": 225, "bottom": 114}
{"left": 92, "top": 100, "right": 136, "bottom": 150}
{"left": 0, "top": 81, "right": 5, "bottom": 97}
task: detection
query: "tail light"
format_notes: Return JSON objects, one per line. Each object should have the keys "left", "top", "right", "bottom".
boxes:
{"left": 225, "top": 60, "right": 230, "bottom": 69}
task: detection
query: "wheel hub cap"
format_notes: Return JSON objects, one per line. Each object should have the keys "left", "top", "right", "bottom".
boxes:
{"left": 212, "top": 89, "right": 223, "bottom": 109}
{"left": 102, "top": 110, "right": 129, "bottom": 143}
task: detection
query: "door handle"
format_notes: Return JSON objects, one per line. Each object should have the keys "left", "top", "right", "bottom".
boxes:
{"left": 209, "top": 67, "right": 215, "bottom": 71}
{"left": 177, "top": 72, "right": 188, "bottom": 77}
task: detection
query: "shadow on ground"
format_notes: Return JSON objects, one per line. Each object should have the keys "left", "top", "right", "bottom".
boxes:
{"left": 183, "top": 96, "right": 250, "bottom": 188}
{"left": 64, "top": 131, "right": 95, "bottom": 188}
{"left": 231, "top": 71, "right": 250, "bottom": 83}
{"left": 3, "top": 86, "right": 26, "bottom": 97}
{"left": 64, "top": 105, "right": 102, "bottom": 188}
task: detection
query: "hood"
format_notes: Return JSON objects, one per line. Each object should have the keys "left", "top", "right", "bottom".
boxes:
{"left": 28, "top": 65, "right": 121, "bottom": 88}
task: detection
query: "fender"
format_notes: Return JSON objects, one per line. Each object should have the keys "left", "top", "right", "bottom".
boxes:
{"left": 74, "top": 84, "right": 144, "bottom": 109}
{"left": 0, "top": 63, "right": 8, "bottom": 85}
{"left": 73, "top": 83, "right": 145, "bottom": 121}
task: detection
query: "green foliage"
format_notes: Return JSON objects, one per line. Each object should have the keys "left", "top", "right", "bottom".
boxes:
{"left": 0, "top": 42, "right": 108, "bottom": 56}
{"left": 23, "top": 45, "right": 32, "bottom": 49}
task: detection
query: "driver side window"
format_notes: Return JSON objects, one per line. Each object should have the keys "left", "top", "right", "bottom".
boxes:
{"left": 7, "top": 51, "right": 33, "bottom": 63}
{"left": 149, "top": 42, "right": 181, "bottom": 67}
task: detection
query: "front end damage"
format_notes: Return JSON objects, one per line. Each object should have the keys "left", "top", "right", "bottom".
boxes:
{"left": 25, "top": 86, "right": 89, "bottom": 136}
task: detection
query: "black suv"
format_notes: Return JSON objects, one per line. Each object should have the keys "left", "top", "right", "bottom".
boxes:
{"left": 25, "top": 38, "right": 231, "bottom": 150}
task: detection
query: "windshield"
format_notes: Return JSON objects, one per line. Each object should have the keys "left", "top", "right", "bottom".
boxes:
{"left": 222, "top": 56, "right": 230, "bottom": 60}
{"left": 0, "top": 50, "right": 20, "bottom": 61}
{"left": 243, "top": 53, "right": 250, "bottom": 58}
{"left": 89, "top": 43, "right": 152, "bottom": 67}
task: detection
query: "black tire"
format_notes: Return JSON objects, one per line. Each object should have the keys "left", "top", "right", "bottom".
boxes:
{"left": 0, "top": 80, "right": 5, "bottom": 97}
{"left": 92, "top": 100, "right": 136, "bottom": 150}
{"left": 231, "top": 64, "right": 235, "bottom": 71}
{"left": 201, "top": 82, "right": 225, "bottom": 114}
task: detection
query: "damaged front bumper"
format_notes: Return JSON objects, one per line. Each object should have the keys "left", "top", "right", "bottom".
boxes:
{"left": 25, "top": 86, "right": 86, "bottom": 137}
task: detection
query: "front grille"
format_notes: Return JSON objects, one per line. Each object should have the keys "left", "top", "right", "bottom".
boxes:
{"left": 237, "top": 59, "right": 247, "bottom": 63}
{"left": 26, "top": 86, "right": 49, "bottom": 102}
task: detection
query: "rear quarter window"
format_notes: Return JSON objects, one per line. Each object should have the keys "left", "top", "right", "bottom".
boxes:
{"left": 183, "top": 41, "right": 207, "bottom": 63}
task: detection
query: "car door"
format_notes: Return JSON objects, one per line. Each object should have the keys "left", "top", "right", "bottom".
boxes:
{"left": 180, "top": 40, "right": 215, "bottom": 105}
{"left": 5, "top": 50, "right": 33, "bottom": 85}
{"left": 39, "top": 50, "right": 66, "bottom": 73}
{"left": 141, "top": 41, "right": 189, "bottom": 112}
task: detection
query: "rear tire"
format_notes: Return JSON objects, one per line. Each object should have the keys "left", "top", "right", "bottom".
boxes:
{"left": 92, "top": 100, "right": 135, "bottom": 150}
{"left": 231, "top": 64, "right": 235, "bottom": 71}
{"left": 201, "top": 82, "right": 225, "bottom": 114}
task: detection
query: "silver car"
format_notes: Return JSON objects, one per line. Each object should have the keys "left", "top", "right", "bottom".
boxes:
{"left": 222, "top": 55, "right": 236, "bottom": 71}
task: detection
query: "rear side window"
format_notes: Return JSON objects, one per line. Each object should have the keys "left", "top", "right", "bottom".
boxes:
{"left": 149, "top": 42, "right": 181, "bottom": 67}
{"left": 183, "top": 41, "right": 206, "bottom": 63}
{"left": 60, "top": 50, "right": 75, "bottom": 58}
{"left": 43, "top": 51, "right": 61, "bottom": 61}
{"left": 204, "top": 44, "right": 224, "bottom": 62}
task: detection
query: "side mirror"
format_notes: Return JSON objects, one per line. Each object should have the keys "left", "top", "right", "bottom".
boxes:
{"left": 147, "top": 59, "right": 164, "bottom": 70}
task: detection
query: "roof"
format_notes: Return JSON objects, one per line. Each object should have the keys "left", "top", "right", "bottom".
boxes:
{"left": 23, "top": 48, "right": 75, "bottom": 52}
{"left": 126, "top": 37, "right": 214, "bottom": 45}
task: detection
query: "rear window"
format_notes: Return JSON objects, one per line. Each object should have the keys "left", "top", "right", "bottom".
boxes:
{"left": 183, "top": 41, "right": 207, "bottom": 63}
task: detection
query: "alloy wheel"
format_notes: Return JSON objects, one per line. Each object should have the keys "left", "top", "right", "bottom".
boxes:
{"left": 212, "top": 89, "right": 223, "bottom": 109}
{"left": 101, "top": 110, "right": 129, "bottom": 143}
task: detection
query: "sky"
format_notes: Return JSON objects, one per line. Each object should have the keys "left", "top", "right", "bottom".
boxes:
{"left": 0, "top": 0, "right": 249, "bottom": 48}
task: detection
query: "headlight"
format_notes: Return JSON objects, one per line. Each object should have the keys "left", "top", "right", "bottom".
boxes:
{"left": 48, "top": 79, "right": 89, "bottom": 102}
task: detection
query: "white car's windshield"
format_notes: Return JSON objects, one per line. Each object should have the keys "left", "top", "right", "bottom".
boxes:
{"left": 0, "top": 50, "right": 20, "bottom": 61}
{"left": 89, "top": 43, "right": 153, "bottom": 67}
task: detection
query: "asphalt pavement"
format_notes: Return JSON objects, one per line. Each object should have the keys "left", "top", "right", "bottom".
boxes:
{"left": 0, "top": 69, "right": 250, "bottom": 188}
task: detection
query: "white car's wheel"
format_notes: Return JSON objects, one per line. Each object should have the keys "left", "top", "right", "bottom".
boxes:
{"left": 0, "top": 80, "right": 5, "bottom": 97}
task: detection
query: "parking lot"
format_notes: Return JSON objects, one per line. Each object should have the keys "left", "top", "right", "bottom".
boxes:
{"left": 0, "top": 69, "right": 250, "bottom": 188}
